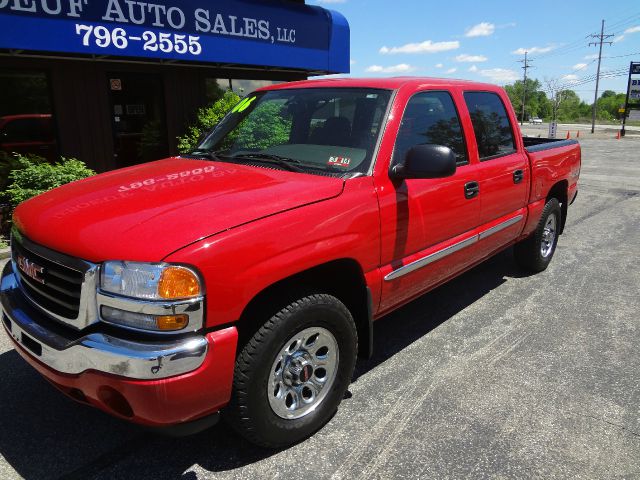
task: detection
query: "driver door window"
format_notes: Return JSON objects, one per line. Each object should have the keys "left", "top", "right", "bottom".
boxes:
{"left": 393, "top": 91, "right": 467, "bottom": 166}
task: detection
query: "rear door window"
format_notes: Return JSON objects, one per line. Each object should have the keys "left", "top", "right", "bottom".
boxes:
{"left": 463, "top": 91, "right": 516, "bottom": 160}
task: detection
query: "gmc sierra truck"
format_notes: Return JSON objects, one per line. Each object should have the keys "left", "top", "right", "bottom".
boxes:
{"left": 1, "top": 78, "right": 580, "bottom": 447}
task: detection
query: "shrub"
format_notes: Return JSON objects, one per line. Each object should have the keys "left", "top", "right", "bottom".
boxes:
{"left": 177, "top": 90, "right": 241, "bottom": 153}
{"left": 3, "top": 155, "right": 95, "bottom": 209}
{"left": 0, "top": 151, "right": 46, "bottom": 193}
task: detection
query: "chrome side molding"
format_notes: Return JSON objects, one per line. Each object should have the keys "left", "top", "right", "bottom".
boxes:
{"left": 478, "top": 215, "right": 523, "bottom": 241}
{"left": 384, "top": 214, "right": 523, "bottom": 281}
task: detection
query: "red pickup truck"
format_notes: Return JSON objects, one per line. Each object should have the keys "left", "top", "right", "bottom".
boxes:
{"left": 1, "top": 78, "right": 580, "bottom": 447}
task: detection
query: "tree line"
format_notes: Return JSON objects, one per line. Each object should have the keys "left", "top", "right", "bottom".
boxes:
{"left": 504, "top": 78, "right": 628, "bottom": 123}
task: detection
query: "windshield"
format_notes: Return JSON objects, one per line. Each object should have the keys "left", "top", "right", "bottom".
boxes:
{"left": 196, "top": 88, "right": 392, "bottom": 175}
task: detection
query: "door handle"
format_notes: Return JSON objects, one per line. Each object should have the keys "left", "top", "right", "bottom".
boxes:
{"left": 513, "top": 169, "right": 524, "bottom": 184}
{"left": 464, "top": 181, "right": 479, "bottom": 199}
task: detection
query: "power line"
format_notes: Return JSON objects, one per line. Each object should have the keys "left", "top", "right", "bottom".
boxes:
{"left": 551, "top": 70, "right": 627, "bottom": 93}
{"left": 605, "top": 51, "right": 640, "bottom": 59}
{"left": 528, "top": 12, "right": 639, "bottom": 63}
{"left": 543, "top": 68, "right": 628, "bottom": 93}
{"left": 588, "top": 20, "right": 615, "bottom": 133}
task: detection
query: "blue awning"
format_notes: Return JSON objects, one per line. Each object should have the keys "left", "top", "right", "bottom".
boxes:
{"left": 0, "top": 0, "right": 350, "bottom": 74}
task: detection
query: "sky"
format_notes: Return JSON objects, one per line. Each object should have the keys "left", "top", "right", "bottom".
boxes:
{"left": 308, "top": 0, "right": 640, "bottom": 102}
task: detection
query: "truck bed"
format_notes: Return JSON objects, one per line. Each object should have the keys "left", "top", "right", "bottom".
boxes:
{"left": 523, "top": 137, "right": 579, "bottom": 153}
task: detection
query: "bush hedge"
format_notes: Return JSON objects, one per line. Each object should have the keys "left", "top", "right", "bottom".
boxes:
{"left": 1, "top": 154, "right": 95, "bottom": 209}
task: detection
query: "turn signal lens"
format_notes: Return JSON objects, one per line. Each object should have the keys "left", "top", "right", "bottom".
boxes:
{"left": 156, "top": 314, "right": 189, "bottom": 331}
{"left": 158, "top": 267, "right": 201, "bottom": 299}
{"left": 101, "top": 307, "right": 191, "bottom": 332}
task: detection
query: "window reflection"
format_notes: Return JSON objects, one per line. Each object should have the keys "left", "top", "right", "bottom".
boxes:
{"left": 463, "top": 92, "right": 516, "bottom": 160}
{"left": 0, "top": 71, "right": 57, "bottom": 161}
{"left": 393, "top": 91, "right": 467, "bottom": 165}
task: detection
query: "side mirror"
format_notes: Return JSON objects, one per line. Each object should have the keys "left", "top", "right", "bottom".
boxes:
{"left": 390, "top": 144, "right": 457, "bottom": 180}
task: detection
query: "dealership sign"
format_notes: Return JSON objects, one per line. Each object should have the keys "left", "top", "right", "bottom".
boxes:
{"left": 631, "top": 79, "right": 640, "bottom": 100}
{"left": 0, "top": 0, "right": 349, "bottom": 73}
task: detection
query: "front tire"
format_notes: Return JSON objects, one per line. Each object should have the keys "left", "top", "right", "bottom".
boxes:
{"left": 514, "top": 198, "right": 561, "bottom": 272}
{"left": 225, "top": 294, "right": 357, "bottom": 448}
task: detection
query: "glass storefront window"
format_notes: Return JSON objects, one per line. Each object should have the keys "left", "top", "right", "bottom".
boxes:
{"left": 0, "top": 70, "right": 57, "bottom": 162}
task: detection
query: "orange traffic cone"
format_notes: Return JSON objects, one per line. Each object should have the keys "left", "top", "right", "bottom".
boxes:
{"left": 616, "top": 131, "right": 621, "bottom": 140}
{"left": 566, "top": 131, "right": 570, "bottom": 139}
{"left": 576, "top": 131, "right": 580, "bottom": 138}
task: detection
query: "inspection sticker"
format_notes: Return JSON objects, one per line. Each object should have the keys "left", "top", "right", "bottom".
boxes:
{"left": 327, "top": 156, "right": 351, "bottom": 167}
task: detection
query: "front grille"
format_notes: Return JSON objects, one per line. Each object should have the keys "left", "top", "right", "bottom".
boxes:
{"left": 12, "top": 238, "right": 85, "bottom": 320}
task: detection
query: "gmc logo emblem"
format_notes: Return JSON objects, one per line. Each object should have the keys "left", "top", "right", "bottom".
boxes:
{"left": 17, "top": 255, "right": 45, "bottom": 284}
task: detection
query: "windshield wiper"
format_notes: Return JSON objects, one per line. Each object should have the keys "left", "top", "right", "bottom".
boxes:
{"left": 229, "top": 153, "right": 305, "bottom": 172}
{"left": 186, "top": 149, "right": 220, "bottom": 161}
{"left": 186, "top": 149, "right": 232, "bottom": 161}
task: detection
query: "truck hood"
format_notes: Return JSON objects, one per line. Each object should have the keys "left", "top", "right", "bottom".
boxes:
{"left": 13, "top": 158, "right": 345, "bottom": 262}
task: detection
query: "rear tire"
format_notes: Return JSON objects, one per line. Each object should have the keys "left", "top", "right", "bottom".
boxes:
{"left": 514, "top": 198, "right": 561, "bottom": 272}
{"left": 225, "top": 294, "right": 357, "bottom": 448}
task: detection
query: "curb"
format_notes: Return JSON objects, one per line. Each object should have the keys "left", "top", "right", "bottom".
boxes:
{"left": 0, "top": 248, "right": 10, "bottom": 260}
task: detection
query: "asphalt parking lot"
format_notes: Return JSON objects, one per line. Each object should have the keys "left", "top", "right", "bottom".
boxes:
{"left": 1, "top": 135, "right": 639, "bottom": 479}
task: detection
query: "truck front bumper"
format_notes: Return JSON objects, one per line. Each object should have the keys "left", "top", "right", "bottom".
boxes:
{"left": 0, "top": 261, "right": 238, "bottom": 427}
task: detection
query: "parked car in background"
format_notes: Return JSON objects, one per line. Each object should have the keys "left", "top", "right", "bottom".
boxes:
{"left": 529, "top": 117, "right": 543, "bottom": 125}
{"left": 1, "top": 78, "right": 581, "bottom": 448}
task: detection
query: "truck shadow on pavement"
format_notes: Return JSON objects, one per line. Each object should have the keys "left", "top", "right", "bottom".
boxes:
{"left": 0, "top": 249, "right": 529, "bottom": 480}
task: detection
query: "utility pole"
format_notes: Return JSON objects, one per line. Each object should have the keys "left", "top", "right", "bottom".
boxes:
{"left": 517, "top": 52, "right": 533, "bottom": 125}
{"left": 588, "top": 20, "right": 614, "bottom": 134}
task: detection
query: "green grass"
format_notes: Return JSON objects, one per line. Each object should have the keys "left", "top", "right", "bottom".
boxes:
{"left": 0, "top": 236, "right": 8, "bottom": 249}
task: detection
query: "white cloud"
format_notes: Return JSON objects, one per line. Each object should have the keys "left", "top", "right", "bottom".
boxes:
{"left": 455, "top": 54, "right": 488, "bottom": 62}
{"left": 435, "top": 63, "right": 444, "bottom": 68}
{"left": 584, "top": 54, "right": 599, "bottom": 60}
{"left": 350, "top": 59, "right": 356, "bottom": 65}
{"left": 479, "top": 68, "right": 519, "bottom": 83}
{"left": 561, "top": 74, "right": 579, "bottom": 83}
{"left": 465, "top": 22, "right": 495, "bottom": 37}
{"left": 379, "top": 40, "right": 459, "bottom": 55}
{"left": 624, "top": 26, "right": 640, "bottom": 34}
{"left": 445, "top": 68, "right": 457, "bottom": 74}
{"left": 365, "top": 63, "right": 417, "bottom": 73}
{"left": 614, "top": 34, "right": 625, "bottom": 43}
{"left": 511, "top": 46, "right": 555, "bottom": 55}
{"left": 572, "top": 63, "right": 588, "bottom": 70}
{"left": 469, "top": 65, "right": 478, "bottom": 72}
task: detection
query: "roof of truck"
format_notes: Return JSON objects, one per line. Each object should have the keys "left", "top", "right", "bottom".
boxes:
{"left": 258, "top": 76, "right": 502, "bottom": 91}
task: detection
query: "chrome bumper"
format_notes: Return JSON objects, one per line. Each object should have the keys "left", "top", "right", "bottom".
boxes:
{"left": 1, "top": 262, "right": 208, "bottom": 380}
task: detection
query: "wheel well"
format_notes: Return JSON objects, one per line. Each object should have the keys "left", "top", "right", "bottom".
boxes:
{"left": 235, "top": 259, "right": 372, "bottom": 359}
{"left": 546, "top": 180, "right": 568, "bottom": 234}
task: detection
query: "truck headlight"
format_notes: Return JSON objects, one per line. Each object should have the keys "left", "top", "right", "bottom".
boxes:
{"left": 100, "top": 261, "right": 201, "bottom": 300}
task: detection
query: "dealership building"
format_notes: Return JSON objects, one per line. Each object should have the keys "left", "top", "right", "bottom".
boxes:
{"left": 0, "top": 0, "right": 349, "bottom": 171}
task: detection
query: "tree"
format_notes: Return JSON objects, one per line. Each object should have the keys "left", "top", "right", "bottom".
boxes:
{"left": 596, "top": 91, "right": 626, "bottom": 120}
{"left": 504, "top": 78, "right": 550, "bottom": 120}
{"left": 557, "top": 90, "right": 583, "bottom": 122}
{"left": 545, "top": 78, "right": 572, "bottom": 122}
